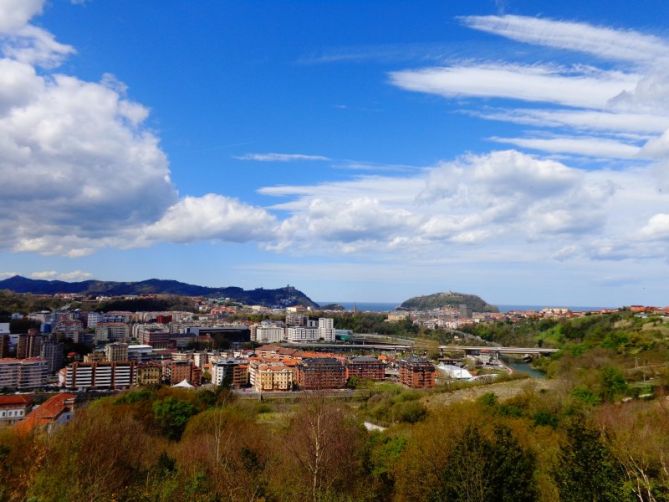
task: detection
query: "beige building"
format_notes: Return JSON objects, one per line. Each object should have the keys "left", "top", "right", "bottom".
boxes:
{"left": 249, "top": 361, "right": 294, "bottom": 391}
{"left": 136, "top": 364, "right": 162, "bottom": 386}
{"left": 104, "top": 342, "right": 129, "bottom": 362}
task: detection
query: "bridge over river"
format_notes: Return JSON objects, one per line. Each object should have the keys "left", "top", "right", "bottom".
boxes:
{"left": 439, "top": 345, "right": 559, "bottom": 356}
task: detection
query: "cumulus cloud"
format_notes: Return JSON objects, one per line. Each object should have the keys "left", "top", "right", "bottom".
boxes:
{"left": 0, "top": 0, "right": 43, "bottom": 33}
{"left": 259, "top": 150, "right": 657, "bottom": 259}
{"left": 641, "top": 214, "right": 669, "bottom": 240}
{"left": 0, "top": 1, "right": 276, "bottom": 256}
{"left": 141, "top": 194, "right": 276, "bottom": 244}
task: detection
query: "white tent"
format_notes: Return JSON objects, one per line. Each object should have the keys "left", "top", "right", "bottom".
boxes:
{"left": 172, "top": 379, "right": 194, "bottom": 388}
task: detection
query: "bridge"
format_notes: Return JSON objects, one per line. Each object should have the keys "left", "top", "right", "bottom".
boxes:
{"left": 439, "top": 345, "right": 559, "bottom": 356}
{"left": 280, "top": 342, "right": 411, "bottom": 352}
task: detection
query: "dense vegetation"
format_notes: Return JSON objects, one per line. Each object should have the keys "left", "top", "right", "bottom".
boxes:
{"left": 1, "top": 367, "right": 668, "bottom": 501}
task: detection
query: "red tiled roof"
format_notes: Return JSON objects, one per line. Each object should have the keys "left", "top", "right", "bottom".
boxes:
{"left": 16, "top": 393, "right": 76, "bottom": 434}
{"left": 0, "top": 395, "right": 32, "bottom": 406}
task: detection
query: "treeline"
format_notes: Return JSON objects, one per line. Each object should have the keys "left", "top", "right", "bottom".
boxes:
{"left": 1, "top": 381, "right": 669, "bottom": 501}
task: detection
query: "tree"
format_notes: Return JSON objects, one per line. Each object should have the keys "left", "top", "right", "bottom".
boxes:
{"left": 275, "top": 394, "right": 365, "bottom": 501}
{"left": 153, "top": 396, "right": 198, "bottom": 440}
{"left": 556, "top": 421, "right": 625, "bottom": 502}
{"left": 435, "top": 423, "right": 537, "bottom": 502}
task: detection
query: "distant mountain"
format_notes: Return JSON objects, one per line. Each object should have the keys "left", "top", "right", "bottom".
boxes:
{"left": 399, "top": 291, "right": 499, "bottom": 313}
{"left": 0, "top": 276, "right": 318, "bottom": 308}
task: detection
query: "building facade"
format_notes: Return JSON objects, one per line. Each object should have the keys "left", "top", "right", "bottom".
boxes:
{"left": 0, "top": 395, "right": 33, "bottom": 426}
{"left": 347, "top": 356, "right": 386, "bottom": 381}
{"left": 296, "top": 357, "right": 346, "bottom": 390}
{"left": 211, "top": 359, "right": 248, "bottom": 388}
{"left": 61, "top": 362, "right": 136, "bottom": 390}
{"left": 399, "top": 357, "right": 436, "bottom": 388}
{"left": 165, "top": 361, "right": 202, "bottom": 386}
{"left": 0, "top": 358, "right": 47, "bottom": 390}
{"left": 104, "top": 342, "right": 129, "bottom": 362}
{"left": 249, "top": 361, "right": 294, "bottom": 391}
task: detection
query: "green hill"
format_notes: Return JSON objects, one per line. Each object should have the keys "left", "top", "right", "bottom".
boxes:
{"left": 400, "top": 291, "right": 498, "bottom": 312}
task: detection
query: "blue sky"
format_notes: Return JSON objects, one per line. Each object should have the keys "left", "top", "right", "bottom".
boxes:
{"left": 1, "top": 0, "right": 669, "bottom": 306}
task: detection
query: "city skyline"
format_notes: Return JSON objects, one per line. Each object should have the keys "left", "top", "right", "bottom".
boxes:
{"left": 1, "top": 0, "right": 669, "bottom": 305}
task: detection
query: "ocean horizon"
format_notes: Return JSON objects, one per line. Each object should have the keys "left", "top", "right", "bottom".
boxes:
{"left": 318, "top": 302, "right": 611, "bottom": 313}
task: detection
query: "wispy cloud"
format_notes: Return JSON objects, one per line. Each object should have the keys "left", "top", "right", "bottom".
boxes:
{"left": 460, "top": 15, "right": 669, "bottom": 64}
{"left": 489, "top": 135, "right": 642, "bottom": 159}
{"left": 390, "top": 64, "right": 638, "bottom": 109}
{"left": 235, "top": 152, "right": 330, "bottom": 162}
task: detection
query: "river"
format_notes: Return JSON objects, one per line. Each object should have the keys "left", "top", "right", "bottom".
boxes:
{"left": 503, "top": 359, "right": 547, "bottom": 379}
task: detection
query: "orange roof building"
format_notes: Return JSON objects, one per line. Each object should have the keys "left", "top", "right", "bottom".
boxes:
{"left": 16, "top": 393, "right": 76, "bottom": 434}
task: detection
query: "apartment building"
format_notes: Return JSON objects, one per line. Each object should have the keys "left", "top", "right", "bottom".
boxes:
{"left": 254, "top": 322, "right": 285, "bottom": 343}
{"left": 296, "top": 357, "right": 346, "bottom": 390}
{"left": 347, "top": 356, "right": 386, "bottom": 381}
{"left": 136, "top": 363, "right": 162, "bottom": 386}
{"left": 60, "top": 362, "right": 136, "bottom": 390}
{"left": 95, "top": 323, "right": 130, "bottom": 343}
{"left": 136, "top": 325, "right": 171, "bottom": 348}
{"left": 40, "top": 339, "right": 64, "bottom": 373}
{"left": 165, "top": 360, "right": 202, "bottom": 386}
{"left": 16, "top": 331, "right": 44, "bottom": 359}
{"left": 52, "top": 319, "right": 84, "bottom": 343}
{"left": 105, "top": 342, "right": 129, "bottom": 362}
{"left": 127, "top": 344, "right": 154, "bottom": 363}
{"left": 211, "top": 359, "right": 248, "bottom": 388}
{"left": 286, "top": 318, "right": 336, "bottom": 343}
{"left": 0, "top": 358, "right": 47, "bottom": 390}
{"left": 399, "top": 357, "right": 436, "bottom": 389}
{"left": 249, "top": 361, "right": 294, "bottom": 391}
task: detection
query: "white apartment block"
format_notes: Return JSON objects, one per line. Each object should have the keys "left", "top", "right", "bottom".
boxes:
{"left": 0, "top": 358, "right": 47, "bottom": 390}
{"left": 286, "top": 326, "right": 319, "bottom": 342}
{"left": 60, "top": 362, "right": 136, "bottom": 390}
{"left": 318, "top": 318, "right": 336, "bottom": 342}
{"left": 255, "top": 324, "right": 285, "bottom": 343}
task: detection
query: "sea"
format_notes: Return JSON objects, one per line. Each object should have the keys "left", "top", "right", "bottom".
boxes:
{"left": 319, "top": 302, "right": 609, "bottom": 313}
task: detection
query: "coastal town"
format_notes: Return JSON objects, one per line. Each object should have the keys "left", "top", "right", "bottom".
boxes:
{"left": 2, "top": 288, "right": 666, "bottom": 434}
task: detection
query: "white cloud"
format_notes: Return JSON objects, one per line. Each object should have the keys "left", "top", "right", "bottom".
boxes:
{"left": 140, "top": 194, "right": 276, "bottom": 244}
{"left": 235, "top": 152, "right": 330, "bottom": 162}
{"left": 472, "top": 108, "right": 669, "bottom": 136}
{"left": 0, "top": 3, "right": 284, "bottom": 256}
{"left": 0, "top": 0, "right": 43, "bottom": 33}
{"left": 390, "top": 64, "right": 638, "bottom": 109}
{"left": 2, "top": 25, "right": 75, "bottom": 67}
{"left": 31, "top": 270, "right": 92, "bottom": 281}
{"left": 461, "top": 15, "right": 669, "bottom": 64}
{"left": 640, "top": 213, "right": 669, "bottom": 239}
{"left": 260, "top": 150, "right": 659, "bottom": 259}
{"left": 490, "top": 135, "right": 641, "bottom": 159}
{"left": 0, "top": 271, "right": 18, "bottom": 279}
